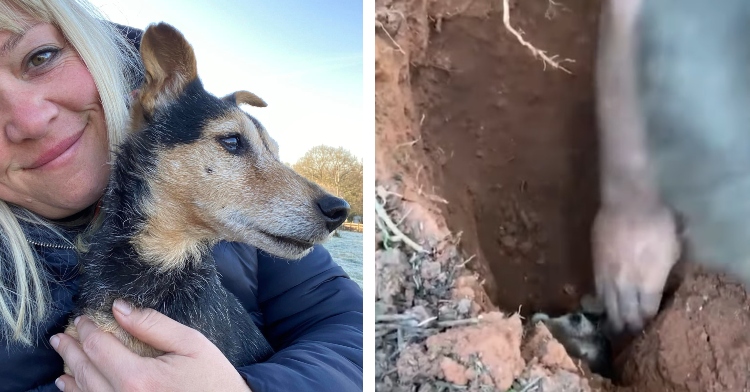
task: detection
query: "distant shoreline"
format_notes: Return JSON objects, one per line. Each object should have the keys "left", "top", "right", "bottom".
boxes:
{"left": 339, "top": 222, "right": 363, "bottom": 233}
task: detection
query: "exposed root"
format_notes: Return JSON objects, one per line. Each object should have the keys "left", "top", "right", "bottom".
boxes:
{"left": 415, "top": 184, "right": 450, "bottom": 205}
{"left": 376, "top": 312, "right": 480, "bottom": 340}
{"left": 375, "top": 196, "right": 426, "bottom": 253}
{"left": 545, "top": 0, "right": 570, "bottom": 20}
{"left": 501, "top": 0, "right": 575, "bottom": 74}
{"left": 376, "top": 20, "right": 406, "bottom": 54}
{"left": 397, "top": 136, "right": 421, "bottom": 149}
{"left": 517, "top": 376, "right": 543, "bottom": 392}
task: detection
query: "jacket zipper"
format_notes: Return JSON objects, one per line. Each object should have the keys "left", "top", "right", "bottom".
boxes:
{"left": 27, "top": 239, "right": 76, "bottom": 250}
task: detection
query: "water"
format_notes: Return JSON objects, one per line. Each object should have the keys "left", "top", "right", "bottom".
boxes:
{"left": 323, "top": 230, "right": 363, "bottom": 288}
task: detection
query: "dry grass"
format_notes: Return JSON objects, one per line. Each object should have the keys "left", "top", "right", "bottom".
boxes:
{"left": 375, "top": 188, "right": 482, "bottom": 391}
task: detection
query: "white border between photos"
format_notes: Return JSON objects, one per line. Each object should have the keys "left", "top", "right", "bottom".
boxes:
{"left": 362, "top": 0, "right": 376, "bottom": 391}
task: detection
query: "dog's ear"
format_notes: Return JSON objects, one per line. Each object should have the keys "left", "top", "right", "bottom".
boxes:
{"left": 137, "top": 22, "right": 198, "bottom": 116}
{"left": 222, "top": 90, "right": 268, "bottom": 108}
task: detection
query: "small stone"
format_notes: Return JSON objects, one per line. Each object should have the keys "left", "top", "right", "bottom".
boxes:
{"left": 439, "top": 305, "right": 459, "bottom": 321}
{"left": 519, "top": 241, "right": 533, "bottom": 253}
{"left": 405, "top": 287, "right": 415, "bottom": 306}
{"left": 407, "top": 305, "right": 432, "bottom": 324}
{"left": 420, "top": 260, "right": 442, "bottom": 281}
{"left": 457, "top": 298, "right": 472, "bottom": 315}
{"left": 375, "top": 301, "right": 390, "bottom": 317}
{"left": 440, "top": 357, "right": 470, "bottom": 386}
{"left": 417, "top": 383, "right": 436, "bottom": 392}
{"left": 500, "top": 235, "right": 517, "bottom": 249}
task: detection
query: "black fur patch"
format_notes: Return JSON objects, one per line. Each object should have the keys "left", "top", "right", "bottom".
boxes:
{"left": 147, "top": 78, "right": 232, "bottom": 147}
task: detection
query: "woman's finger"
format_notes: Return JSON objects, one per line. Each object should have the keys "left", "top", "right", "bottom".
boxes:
{"left": 112, "top": 299, "right": 208, "bottom": 356}
{"left": 73, "top": 315, "right": 143, "bottom": 389}
{"left": 56, "top": 374, "right": 82, "bottom": 392}
{"left": 50, "top": 332, "right": 114, "bottom": 392}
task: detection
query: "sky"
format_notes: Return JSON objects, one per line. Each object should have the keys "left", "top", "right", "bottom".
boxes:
{"left": 89, "top": 0, "right": 364, "bottom": 164}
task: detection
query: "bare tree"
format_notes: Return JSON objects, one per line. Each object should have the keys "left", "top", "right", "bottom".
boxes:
{"left": 293, "top": 145, "right": 363, "bottom": 219}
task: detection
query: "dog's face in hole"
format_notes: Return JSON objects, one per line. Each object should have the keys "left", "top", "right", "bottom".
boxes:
{"left": 530, "top": 296, "right": 613, "bottom": 377}
{"left": 131, "top": 23, "right": 350, "bottom": 260}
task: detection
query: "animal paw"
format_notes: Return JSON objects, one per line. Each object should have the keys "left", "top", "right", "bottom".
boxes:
{"left": 592, "top": 205, "right": 681, "bottom": 333}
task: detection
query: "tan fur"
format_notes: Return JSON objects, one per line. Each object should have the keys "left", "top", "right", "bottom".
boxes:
{"left": 63, "top": 310, "right": 162, "bottom": 376}
{"left": 128, "top": 89, "right": 146, "bottom": 134}
{"left": 132, "top": 193, "right": 216, "bottom": 271}
{"left": 132, "top": 110, "right": 327, "bottom": 270}
{"left": 222, "top": 90, "right": 268, "bottom": 108}
{"left": 137, "top": 23, "right": 198, "bottom": 117}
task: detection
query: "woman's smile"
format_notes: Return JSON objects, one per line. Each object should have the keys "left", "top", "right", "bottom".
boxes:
{"left": 26, "top": 126, "right": 84, "bottom": 170}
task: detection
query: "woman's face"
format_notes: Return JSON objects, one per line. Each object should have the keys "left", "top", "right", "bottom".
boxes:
{"left": 0, "top": 22, "right": 110, "bottom": 220}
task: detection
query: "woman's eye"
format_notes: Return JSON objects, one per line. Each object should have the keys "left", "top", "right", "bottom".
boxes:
{"left": 28, "top": 49, "right": 57, "bottom": 68}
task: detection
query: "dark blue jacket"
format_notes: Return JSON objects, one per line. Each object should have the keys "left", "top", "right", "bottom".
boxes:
{"left": 0, "top": 216, "right": 362, "bottom": 392}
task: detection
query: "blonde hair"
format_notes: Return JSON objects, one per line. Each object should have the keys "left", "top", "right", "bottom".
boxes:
{"left": 0, "top": 0, "right": 140, "bottom": 344}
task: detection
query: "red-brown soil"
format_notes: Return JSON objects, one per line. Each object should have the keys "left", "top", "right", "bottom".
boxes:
{"left": 375, "top": 0, "right": 750, "bottom": 390}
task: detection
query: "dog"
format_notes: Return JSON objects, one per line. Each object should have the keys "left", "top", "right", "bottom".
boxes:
{"left": 62, "top": 22, "right": 350, "bottom": 374}
{"left": 530, "top": 294, "right": 614, "bottom": 377}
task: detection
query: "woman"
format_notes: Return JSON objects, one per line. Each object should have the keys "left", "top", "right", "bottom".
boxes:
{"left": 0, "top": 1, "right": 363, "bottom": 391}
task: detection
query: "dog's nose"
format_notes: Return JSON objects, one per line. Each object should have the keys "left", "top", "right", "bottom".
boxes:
{"left": 316, "top": 196, "right": 350, "bottom": 232}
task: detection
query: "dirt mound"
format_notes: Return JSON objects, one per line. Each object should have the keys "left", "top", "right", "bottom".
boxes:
{"left": 375, "top": 0, "right": 750, "bottom": 390}
{"left": 616, "top": 265, "right": 750, "bottom": 391}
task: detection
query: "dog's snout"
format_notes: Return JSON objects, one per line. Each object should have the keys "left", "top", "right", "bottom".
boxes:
{"left": 316, "top": 196, "right": 350, "bottom": 232}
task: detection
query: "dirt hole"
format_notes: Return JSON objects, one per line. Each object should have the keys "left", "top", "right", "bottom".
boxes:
{"left": 376, "top": 0, "right": 750, "bottom": 390}
{"left": 413, "top": 0, "right": 630, "bottom": 378}
{"left": 413, "top": 0, "right": 600, "bottom": 320}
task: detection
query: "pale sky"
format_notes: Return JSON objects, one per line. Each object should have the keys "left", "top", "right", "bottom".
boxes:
{"left": 89, "top": 0, "right": 364, "bottom": 164}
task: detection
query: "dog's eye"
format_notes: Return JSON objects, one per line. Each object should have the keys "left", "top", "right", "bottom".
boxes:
{"left": 218, "top": 135, "right": 243, "bottom": 154}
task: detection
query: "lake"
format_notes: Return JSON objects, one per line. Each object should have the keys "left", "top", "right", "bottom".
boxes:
{"left": 324, "top": 230, "right": 363, "bottom": 288}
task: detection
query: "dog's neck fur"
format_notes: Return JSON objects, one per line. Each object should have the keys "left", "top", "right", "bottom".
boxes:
{"left": 133, "top": 201, "right": 216, "bottom": 271}
{"left": 87, "top": 88, "right": 219, "bottom": 272}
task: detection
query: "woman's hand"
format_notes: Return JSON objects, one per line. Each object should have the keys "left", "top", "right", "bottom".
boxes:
{"left": 49, "top": 300, "right": 253, "bottom": 392}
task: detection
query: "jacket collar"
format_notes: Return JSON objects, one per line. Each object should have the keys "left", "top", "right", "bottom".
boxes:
{"left": 10, "top": 204, "right": 95, "bottom": 250}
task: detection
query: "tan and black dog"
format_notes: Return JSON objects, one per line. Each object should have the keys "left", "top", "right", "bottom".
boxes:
{"left": 63, "top": 22, "right": 350, "bottom": 373}
{"left": 530, "top": 294, "right": 614, "bottom": 378}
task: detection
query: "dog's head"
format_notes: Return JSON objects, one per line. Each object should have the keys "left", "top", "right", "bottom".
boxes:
{"left": 130, "top": 22, "right": 349, "bottom": 261}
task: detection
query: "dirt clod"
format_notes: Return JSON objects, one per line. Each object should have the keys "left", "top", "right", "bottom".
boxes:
{"left": 523, "top": 323, "right": 578, "bottom": 373}
{"left": 617, "top": 265, "right": 750, "bottom": 391}
{"left": 376, "top": 248, "right": 410, "bottom": 306}
{"left": 426, "top": 312, "right": 525, "bottom": 390}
